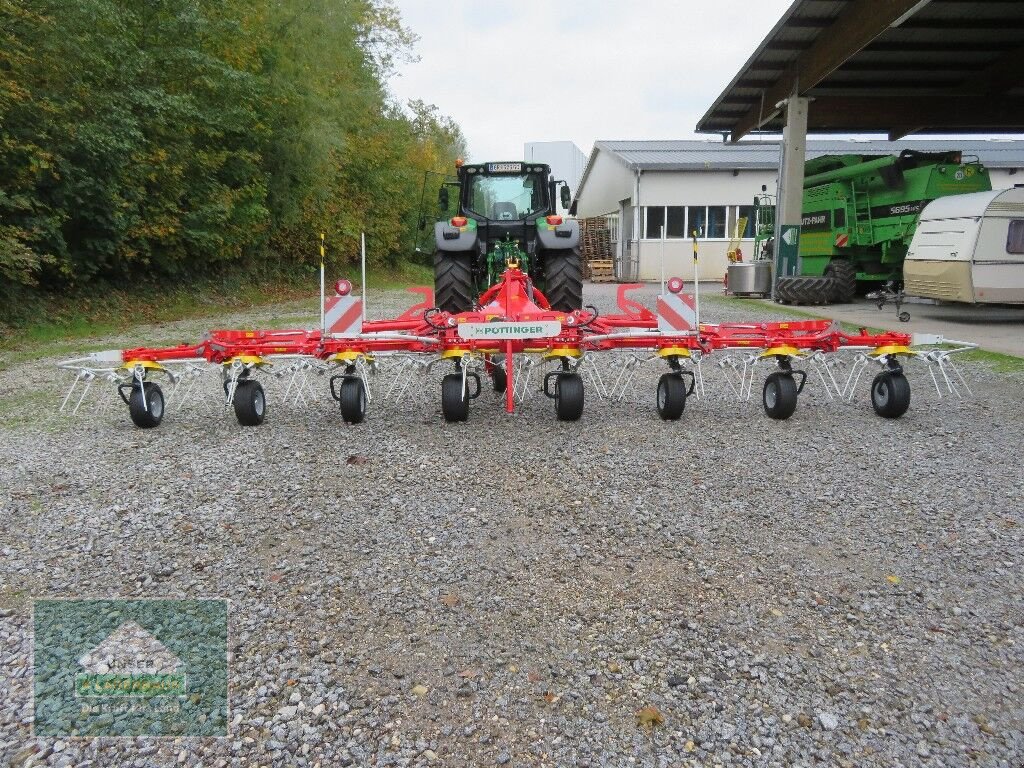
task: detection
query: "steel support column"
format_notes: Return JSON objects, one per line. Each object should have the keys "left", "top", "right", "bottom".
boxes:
{"left": 772, "top": 95, "right": 808, "bottom": 294}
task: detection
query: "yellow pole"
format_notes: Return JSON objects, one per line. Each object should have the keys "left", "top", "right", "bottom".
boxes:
{"left": 319, "top": 233, "right": 326, "bottom": 335}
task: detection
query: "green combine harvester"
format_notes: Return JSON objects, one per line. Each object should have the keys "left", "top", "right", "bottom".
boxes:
{"left": 773, "top": 150, "right": 992, "bottom": 305}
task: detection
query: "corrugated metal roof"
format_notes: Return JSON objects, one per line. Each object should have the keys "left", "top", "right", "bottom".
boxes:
{"left": 575, "top": 138, "right": 1024, "bottom": 201}
{"left": 594, "top": 139, "right": 1024, "bottom": 171}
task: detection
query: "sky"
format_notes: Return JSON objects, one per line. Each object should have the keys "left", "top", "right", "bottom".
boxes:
{"left": 386, "top": 0, "right": 794, "bottom": 162}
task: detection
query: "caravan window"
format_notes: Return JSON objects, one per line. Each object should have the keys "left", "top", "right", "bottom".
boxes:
{"left": 1008, "top": 220, "right": 1024, "bottom": 254}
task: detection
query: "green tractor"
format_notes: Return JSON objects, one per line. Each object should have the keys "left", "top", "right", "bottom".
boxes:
{"left": 432, "top": 161, "right": 582, "bottom": 313}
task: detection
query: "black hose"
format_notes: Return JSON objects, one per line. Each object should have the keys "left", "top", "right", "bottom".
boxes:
{"left": 578, "top": 304, "right": 600, "bottom": 330}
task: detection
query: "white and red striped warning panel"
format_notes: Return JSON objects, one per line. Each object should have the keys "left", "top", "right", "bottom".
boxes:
{"left": 656, "top": 292, "right": 697, "bottom": 332}
{"left": 325, "top": 295, "right": 363, "bottom": 337}
{"left": 835, "top": 233, "right": 849, "bottom": 248}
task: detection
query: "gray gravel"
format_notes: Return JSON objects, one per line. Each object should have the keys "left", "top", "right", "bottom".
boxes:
{"left": 1, "top": 282, "right": 1023, "bottom": 767}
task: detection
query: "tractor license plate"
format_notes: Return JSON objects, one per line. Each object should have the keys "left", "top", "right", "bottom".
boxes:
{"left": 487, "top": 162, "right": 522, "bottom": 173}
{"left": 458, "top": 321, "right": 561, "bottom": 340}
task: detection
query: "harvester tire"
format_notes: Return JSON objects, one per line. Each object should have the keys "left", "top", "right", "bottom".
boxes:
{"left": 656, "top": 373, "right": 687, "bottom": 421}
{"left": 773, "top": 276, "right": 837, "bottom": 305}
{"left": 233, "top": 380, "right": 266, "bottom": 426}
{"left": 339, "top": 378, "right": 367, "bottom": 424}
{"left": 543, "top": 248, "right": 584, "bottom": 311}
{"left": 870, "top": 371, "right": 910, "bottom": 418}
{"left": 434, "top": 251, "right": 475, "bottom": 313}
{"left": 762, "top": 372, "right": 798, "bottom": 420}
{"left": 554, "top": 373, "right": 584, "bottom": 421}
{"left": 128, "top": 382, "right": 165, "bottom": 429}
{"left": 441, "top": 374, "right": 469, "bottom": 422}
{"left": 825, "top": 259, "right": 857, "bottom": 303}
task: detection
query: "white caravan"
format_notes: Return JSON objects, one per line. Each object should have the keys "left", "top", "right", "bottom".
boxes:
{"left": 904, "top": 186, "right": 1024, "bottom": 304}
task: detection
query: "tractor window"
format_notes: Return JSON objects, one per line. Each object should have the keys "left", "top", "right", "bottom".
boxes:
{"left": 467, "top": 173, "right": 546, "bottom": 220}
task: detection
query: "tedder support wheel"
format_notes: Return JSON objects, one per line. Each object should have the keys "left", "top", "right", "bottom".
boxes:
{"left": 433, "top": 251, "right": 475, "bottom": 313}
{"left": 128, "top": 382, "right": 165, "bottom": 429}
{"left": 656, "top": 373, "right": 687, "bottom": 421}
{"left": 491, "top": 365, "right": 507, "bottom": 394}
{"left": 825, "top": 259, "right": 857, "bottom": 303}
{"left": 441, "top": 373, "right": 469, "bottom": 422}
{"left": 543, "top": 248, "right": 584, "bottom": 311}
{"left": 870, "top": 371, "right": 911, "bottom": 418}
{"left": 555, "top": 373, "right": 584, "bottom": 421}
{"left": 339, "top": 378, "right": 367, "bottom": 424}
{"left": 233, "top": 380, "right": 266, "bottom": 426}
{"left": 762, "top": 372, "right": 798, "bottom": 420}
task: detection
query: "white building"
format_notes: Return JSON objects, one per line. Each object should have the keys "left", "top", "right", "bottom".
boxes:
{"left": 574, "top": 139, "right": 1024, "bottom": 282}
{"left": 524, "top": 141, "right": 587, "bottom": 216}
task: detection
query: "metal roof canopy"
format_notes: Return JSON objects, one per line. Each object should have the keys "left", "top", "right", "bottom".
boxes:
{"left": 696, "top": 0, "right": 1024, "bottom": 142}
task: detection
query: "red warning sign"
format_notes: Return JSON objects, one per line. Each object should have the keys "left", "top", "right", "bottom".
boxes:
{"left": 656, "top": 293, "right": 697, "bottom": 332}
{"left": 324, "top": 295, "right": 363, "bottom": 336}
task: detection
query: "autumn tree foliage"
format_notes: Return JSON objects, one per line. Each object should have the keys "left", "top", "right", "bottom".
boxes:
{"left": 0, "top": 0, "right": 465, "bottom": 313}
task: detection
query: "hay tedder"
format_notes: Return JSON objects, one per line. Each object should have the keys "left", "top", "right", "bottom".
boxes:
{"left": 58, "top": 252, "right": 977, "bottom": 429}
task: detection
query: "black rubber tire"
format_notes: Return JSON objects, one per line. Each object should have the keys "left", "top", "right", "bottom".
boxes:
{"left": 233, "top": 380, "right": 266, "bottom": 426}
{"left": 656, "top": 373, "right": 687, "bottom": 421}
{"left": 825, "top": 259, "right": 857, "bottom": 303}
{"left": 554, "top": 373, "right": 584, "bottom": 421}
{"left": 434, "top": 251, "right": 475, "bottom": 313}
{"left": 774, "top": 276, "right": 837, "bottom": 306}
{"left": 762, "top": 372, "right": 798, "bottom": 420}
{"left": 339, "top": 378, "right": 367, "bottom": 424}
{"left": 128, "top": 382, "right": 164, "bottom": 429}
{"left": 441, "top": 373, "right": 469, "bottom": 422}
{"left": 490, "top": 365, "right": 507, "bottom": 394}
{"left": 870, "top": 371, "right": 911, "bottom": 418}
{"left": 542, "top": 248, "right": 583, "bottom": 311}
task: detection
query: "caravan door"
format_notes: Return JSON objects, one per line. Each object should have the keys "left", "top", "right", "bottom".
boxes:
{"left": 971, "top": 202, "right": 1024, "bottom": 304}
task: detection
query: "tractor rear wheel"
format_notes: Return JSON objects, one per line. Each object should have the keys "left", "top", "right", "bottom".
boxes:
{"left": 543, "top": 248, "right": 583, "bottom": 311}
{"left": 441, "top": 373, "right": 469, "bottom": 422}
{"left": 825, "top": 259, "right": 857, "bottom": 303}
{"left": 774, "top": 276, "right": 836, "bottom": 305}
{"left": 434, "top": 251, "right": 475, "bottom": 313}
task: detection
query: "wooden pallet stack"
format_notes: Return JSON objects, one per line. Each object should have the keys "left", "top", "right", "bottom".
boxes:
{"left": 579, "top": 217, "right": 615, "bottom": 282}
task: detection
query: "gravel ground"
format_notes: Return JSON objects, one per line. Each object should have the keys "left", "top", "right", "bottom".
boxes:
{"left": 1, "top": 282, "right": 1022, "bottom": 767}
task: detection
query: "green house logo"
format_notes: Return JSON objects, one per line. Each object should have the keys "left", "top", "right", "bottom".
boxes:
{"left": 74, "top": 621, "right": 187, "bottom": 698}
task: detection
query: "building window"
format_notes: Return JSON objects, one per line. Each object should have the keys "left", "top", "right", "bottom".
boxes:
{"left": 666, "top": 206, "right": 686, "bottom": 238}
{"left": 735, "top": 205, "right": 755, "bottom": 238}
{"left": 1008, "top": 220, "right": 1024, "bottom": 254}
{"left": 645, "top": 207, "right": 665, "bottom": 239}
{"left": 707, "top": 206, "right": 727, "bottom": 239}
{"left": 687, "top": 206, "right": 706, "bottom": 238}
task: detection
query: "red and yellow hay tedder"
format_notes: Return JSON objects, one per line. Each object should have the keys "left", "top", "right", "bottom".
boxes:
{"left": 58, "top": 262, "right": 975, "bottom": 429}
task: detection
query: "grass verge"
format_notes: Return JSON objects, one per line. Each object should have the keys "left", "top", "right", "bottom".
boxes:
{"left": 0, "top": 260, "right": 433, "bottom": 361}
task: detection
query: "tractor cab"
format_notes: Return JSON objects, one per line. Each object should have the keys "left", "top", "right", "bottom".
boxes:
{"left": 433, "top": 160, "right": 580, "bottom": 313}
